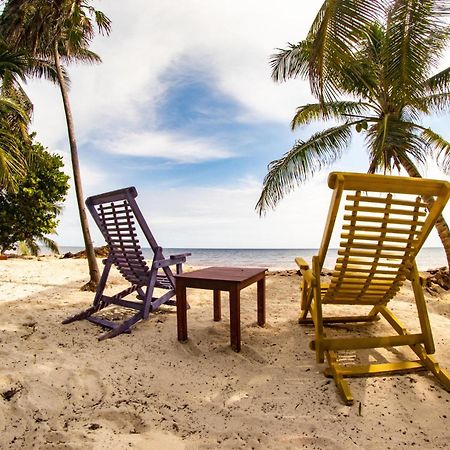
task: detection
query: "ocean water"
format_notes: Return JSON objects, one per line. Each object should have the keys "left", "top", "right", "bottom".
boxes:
{"left": 58, "top": 247, "right": 448, "bottom": 271}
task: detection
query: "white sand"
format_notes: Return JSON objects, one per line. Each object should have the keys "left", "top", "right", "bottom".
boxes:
{"left": 0, "top": 257, "right": 449, "bottom": 449}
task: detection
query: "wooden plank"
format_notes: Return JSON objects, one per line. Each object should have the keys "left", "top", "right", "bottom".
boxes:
{"left": 335, "top": 259, "right": 405, "bottom": 268}
{"left": 101, "top": 218, "right": 135, "bottom": 226}
{"left": 175, "top": 267, "right": 267, "bottom": 283}
{"left": 295, "top": 257, "right": 315, "bottom": 285}
{"left": 337, "top": 249, "right": 409, "bottom": 259}
{"left": 311, "top": 333, "right": 424, "bottom": 351}
{"left": 331, "top": 273, "right": 398, "bottom": 281}
{"left": 341, "top": 233, "right": 414, "bottom": 244}
{"left": 323, "top": 298, "right": 385, "bottom": 305}
{"left": 328, "top": 171, "right": 450, "bottom": 197}
{"left": 346, "top": 194, "right": 427, "bottom": 208}
{"left": 343, "top": 214, "right": 424, "bottom": 226}
{"left": 333, "top": 266, "right": 403, "bottom": 275}
{"left": 96, "top": 202, "right": 130, "bottom": 212}
{"left": 330, "top": 281, "right": 393, "bottom": 289}
{"left": 87, "top": 316, "right": 116, "bottom": 329}
{"left": 344, "top": 205, "right": 426, "bottom": 216}
{"left": 101, "top": 296, "right": 144, "bottom": 310}
{"left": 343, "top": 224, "right": 421, "bottom": 234}
{"left": 87, "top": 187, "right": 137, "bottom": 206}
{"left": 299, "top": 315, "right": 380, "bottom": 324}
{"left": 324, "top": 360, "right": 426, "bottom": 377}
{"left": 339, "top": 241, "right": 410, "bottom": 252}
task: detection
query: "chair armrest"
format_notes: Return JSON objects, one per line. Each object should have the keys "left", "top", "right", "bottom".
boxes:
{"left": 153, "top": 253, "right": 191, "bottom": 269}
{"left": 170, "top": 252, "right": 191, "bottom": 259}
{"left": 295, "top": 257, "right": 316, "bottom": 286}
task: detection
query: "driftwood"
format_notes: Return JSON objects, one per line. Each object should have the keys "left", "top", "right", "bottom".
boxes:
{"left": 62, "top": 246, "right": 109, "bottom": 259}
{"left": 423, "top": 267, "right": 450, "bottom": 294}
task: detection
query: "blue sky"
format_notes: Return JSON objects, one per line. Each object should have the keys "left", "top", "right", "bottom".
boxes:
{"left": 25, "top": 0, "right": 450, "bottom": 249}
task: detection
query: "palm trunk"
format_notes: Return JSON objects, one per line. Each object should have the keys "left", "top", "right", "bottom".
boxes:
{"left": 401, "top": 159, "right": 450, "bottom": 269}
{"left": 53, "top": 43, "right": 99, "bottom": 290}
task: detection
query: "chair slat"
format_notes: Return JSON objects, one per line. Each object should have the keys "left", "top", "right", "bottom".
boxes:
{"left": 335, "top": 258, "right": 404, "bottom": 268}
{"left": 344, "top": 205, "right": 426, "bottom": 216}
{"left": 346, "top": 194, "right": 427, "bottom": 208}
{"left": 343, "top": 214, "right": 424, "bottom": 226}
{"left": 339, "top": 242, "right": 412, "bottom": 252}
{"left": 342, "top": 225, "right": 421, "bottom": 234}
{"left": 337, "top": 249, "right": 413, "bottom": 259}
{"left": 341, "top": 233, "right": 414, "bottom": 244}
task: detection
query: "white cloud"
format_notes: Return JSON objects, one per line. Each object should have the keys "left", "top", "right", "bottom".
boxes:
{"left": 26, "top": 0, "right": 322, "bottom": 148}
{"left": 99, "top": 130, "right": 234, "bottom": 163}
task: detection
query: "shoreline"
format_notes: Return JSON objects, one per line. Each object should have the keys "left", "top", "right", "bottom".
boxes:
{"left": 1, "top": 253, "right": 449, "bottom": 274}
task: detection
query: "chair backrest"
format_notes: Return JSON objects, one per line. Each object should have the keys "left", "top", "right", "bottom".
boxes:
{"left": 86, "top": 187, "right": 158, "bottom": 286}
{"left": 319, "top": 172, "right": 450, "bottom": 305}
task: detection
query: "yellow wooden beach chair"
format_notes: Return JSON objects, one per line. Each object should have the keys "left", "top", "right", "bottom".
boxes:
{"left": 296, "top": 172, "right": 450, "bottom": 405}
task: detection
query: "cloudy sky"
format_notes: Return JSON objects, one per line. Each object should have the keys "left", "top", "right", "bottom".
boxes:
{"left": 26, "top": 0, "right": 450, "bottom": 249}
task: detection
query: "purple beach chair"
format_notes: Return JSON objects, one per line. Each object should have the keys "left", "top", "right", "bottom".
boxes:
{"left": 63, "top": 187, "right": 190, "bottom": 340}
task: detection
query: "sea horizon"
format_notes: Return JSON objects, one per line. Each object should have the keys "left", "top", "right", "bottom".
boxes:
{"left": 54, "top": 246, "right": 448, "bottom": 272}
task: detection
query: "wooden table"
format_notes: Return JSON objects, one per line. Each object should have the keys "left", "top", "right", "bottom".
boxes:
{"left": 175, "top": 267, "right": 267, "bottom": 352}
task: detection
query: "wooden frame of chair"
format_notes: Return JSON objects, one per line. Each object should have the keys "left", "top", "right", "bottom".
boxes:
{"left": 63, "top": 187, "right": 190, "bottom": 340}
{"left": 296, "top": 172, "right": 450, "bottom": 405}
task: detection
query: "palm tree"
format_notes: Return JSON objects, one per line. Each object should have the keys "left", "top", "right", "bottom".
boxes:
{"left": 1, "top": 0, "right": 111, "bottom": 290}
{"left": 0, "top": 42, "right": 29, "bottom": 190}
{"left": 257, "top": 0, "right": 450, "bottom": 267}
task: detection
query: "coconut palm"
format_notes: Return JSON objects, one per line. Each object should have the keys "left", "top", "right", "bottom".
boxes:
{"left": 257, "top": 0, "right": 450, "bottom": 266}
{"left": 1, "top": 0, "right": 111, "bottom": 290}
{"left": 0, "top": 42, "right": 30, "bottom": 190}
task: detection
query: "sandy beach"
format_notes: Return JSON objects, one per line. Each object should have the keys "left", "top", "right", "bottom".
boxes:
{"left": 0, "top": 257, "right": 449, "bottom": 449}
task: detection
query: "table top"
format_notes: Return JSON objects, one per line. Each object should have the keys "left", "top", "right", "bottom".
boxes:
{"left": 174, "top": 266, "right": 267, "bottom": 283}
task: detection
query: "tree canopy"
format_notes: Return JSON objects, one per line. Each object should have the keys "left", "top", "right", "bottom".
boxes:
{"left": 0, "top": 138, "right": 69, "bottom": 254}
{"left": 257, "top": 0, "right": 450, "bottom": 214}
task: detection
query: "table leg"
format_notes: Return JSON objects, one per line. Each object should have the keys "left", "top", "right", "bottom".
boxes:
{"left": 257, "top": 276, "right": 266, "bottom": 327}
{"left": 213, "top": 290, "right": 221, "bottom": 321}
{"left": 176, "top": 281, "right": 188, "bottom": 341}
{"left": 229, "top": 285, "right": 241, "bottom": 352}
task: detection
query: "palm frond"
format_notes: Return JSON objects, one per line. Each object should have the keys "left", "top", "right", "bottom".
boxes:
{"left": 256, "top": 123, "right": 354, "bottom": 214}
{"left": 306, "top": 0, "right": 381, "bottom": 102}
{"left": 39, "top": 235, "right": 60, "bottom": 254}
{"left": 25, "top": 56, "right": 71, "bottom": 85}
{"left": 59, "top": 48, "right": 101, "bottom": 65}
{"left": 0, "top": 44, "right": 27, "bottom": 80}
{"left": 291, "top": 100, "right": 373, "bottom": 129}
{"left": 0, "top": 96, "right": 30, "bottom": 122}
{"left": 420, "top": 127, "right": 450, "bottom": 173}
{"left": 427, "top": 66, "right": 450, "bottom": 93}
{"left": 24, "top": 238, "right": 40, "bottom": 256}
{"left": 92, "top": 9, "right": 112, "bottom": 35}
{"left": 0, "top": 129, "right": 27, "bottom": 190}
{"left": 385, "top": 1, "right": 450, "bottom": 102}
{"left": 416, "top": 92, "right": 450, "bottom": 114}
{"left": 270, "top": 41, "right": 311, "bottom": 83}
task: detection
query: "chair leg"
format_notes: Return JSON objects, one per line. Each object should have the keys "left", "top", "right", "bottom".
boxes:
{"left": 143, "top": 270, "right": 158, "bottom": 320}
{"left": 325, "top": 350, "right": 354, "bottom": 405}
{"left": 312, "top": 256, "right": 325, "bottom": 363}
{"left": 62, "top": 305, "right": 100, "bottom": 324}
{"left": 410, "top": 262, "right": 435, "bottom": 354}
{"left": 411, "top": 344, "right": 450, "bottom": 391}
{"left": 62, "top": 259, "right": 112, "bottom": 324}
{"left": 98, "top": 312, "right": 144, "bottom": 341}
